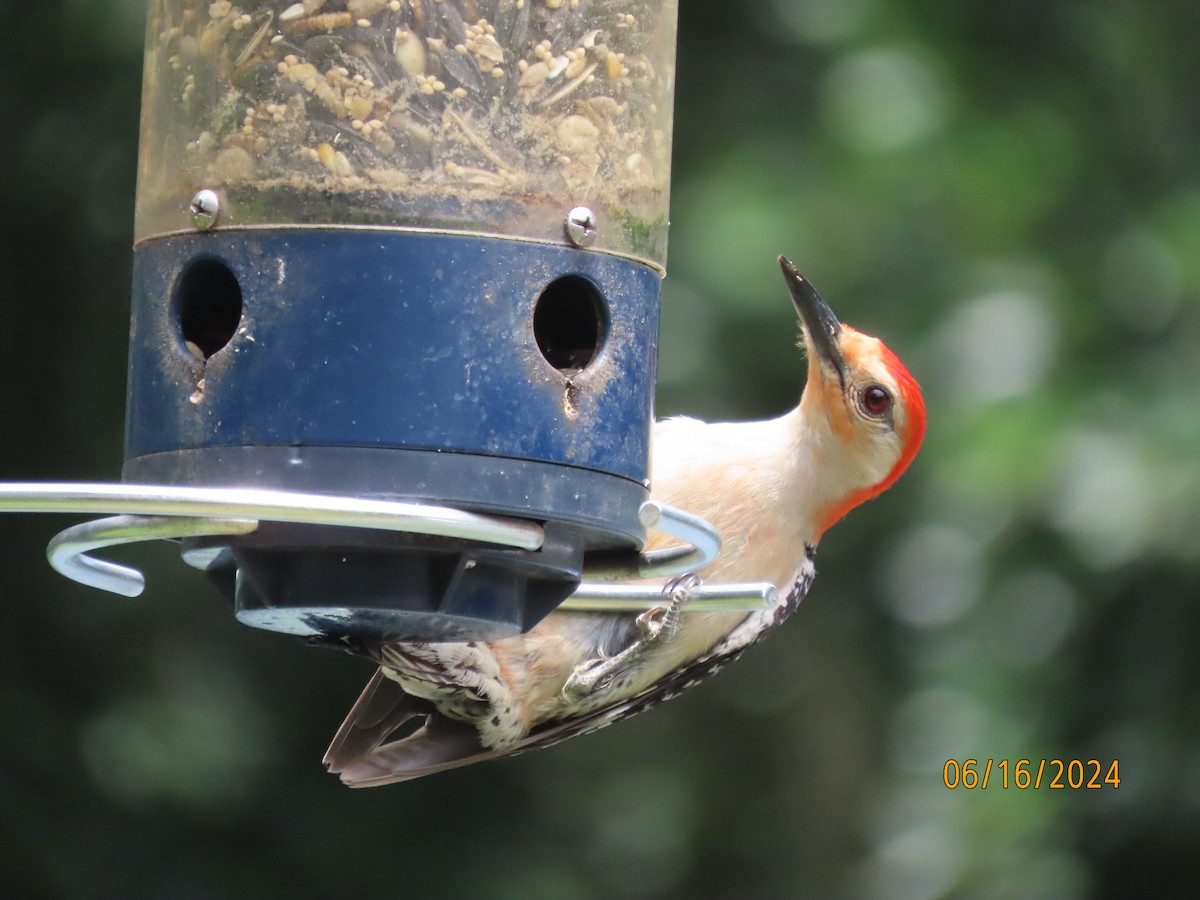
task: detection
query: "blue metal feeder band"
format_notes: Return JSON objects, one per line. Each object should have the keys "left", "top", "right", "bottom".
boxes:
{"left": 123, "top": 228, "right": 661, "bottom": 548}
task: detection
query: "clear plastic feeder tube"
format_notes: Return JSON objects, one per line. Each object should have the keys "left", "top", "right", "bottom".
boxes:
{"left": 137, "top": 0, "right": 678, "bottom": 267}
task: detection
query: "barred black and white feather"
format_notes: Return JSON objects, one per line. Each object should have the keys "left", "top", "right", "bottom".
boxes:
{"left": 324, "top": 562, "right": 815, "bottom": 787}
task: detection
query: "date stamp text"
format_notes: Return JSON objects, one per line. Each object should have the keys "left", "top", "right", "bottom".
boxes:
{"left": 943, "top": 758, "right": 1120, "bottom": 790}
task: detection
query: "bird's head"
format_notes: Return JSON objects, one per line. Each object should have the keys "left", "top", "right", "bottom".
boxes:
{"left": 780, "top": 256, "right": 926, "bottom": 538}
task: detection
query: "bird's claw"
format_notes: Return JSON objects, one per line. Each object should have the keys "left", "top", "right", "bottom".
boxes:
{"left": 634, "top": 606, "right": 665, "bottom": 637}
{"left": 562, "top": 573, "right": 703, "bottom": 703}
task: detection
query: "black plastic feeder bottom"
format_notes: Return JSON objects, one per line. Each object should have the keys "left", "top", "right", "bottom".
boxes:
{"left": 183, "top": 522, "right": 586, "bottom": 643}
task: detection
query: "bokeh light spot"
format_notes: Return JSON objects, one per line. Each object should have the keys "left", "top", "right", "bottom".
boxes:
{"left": 1051, "top": 430, "right": 1153, "bottom": 567}
{"left": 986, "top": 569, "right": 1077, "bottom": 667}
{"left": 884, "top": 525, "right": 985, "bottom": 627}
{"left": 822, "top": 46, "right": 949, "bottom": 153}
{"left": 938, "top": 288, "right": 1058, "bottom": 405}
{"left": 771, "top": 0, "right": 878, "bottom": 43}
{"left": 1100, "top": 228, "right": 1181, "bottom": 335}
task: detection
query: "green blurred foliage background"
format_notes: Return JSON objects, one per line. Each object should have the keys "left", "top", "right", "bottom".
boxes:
{"left": 2, "top": 0, "right": 1199, "bottom": 896}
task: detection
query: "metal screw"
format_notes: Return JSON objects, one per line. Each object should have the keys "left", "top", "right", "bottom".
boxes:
{"left": 564, "top": 206, "right": 598, "bottom": 248}
{"left": 190, "top": 189, "right": 220, "bottom": 230}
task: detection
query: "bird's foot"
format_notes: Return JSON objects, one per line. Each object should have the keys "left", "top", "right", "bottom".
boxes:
{"left": 561, "top": 573, "right": 703, "bottom": 703}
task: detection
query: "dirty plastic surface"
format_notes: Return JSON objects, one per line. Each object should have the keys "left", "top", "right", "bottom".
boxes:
{"left": 137, "top": 0, "right": 678, "bottom": 267}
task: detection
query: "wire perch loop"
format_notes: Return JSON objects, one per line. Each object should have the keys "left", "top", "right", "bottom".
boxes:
{"left": 0, "top": 484, "right": 776, "bottom": 614}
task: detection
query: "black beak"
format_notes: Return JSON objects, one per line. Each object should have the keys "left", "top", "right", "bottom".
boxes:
{"left": 779, "top": 256, "right": 846, "bottom": 388}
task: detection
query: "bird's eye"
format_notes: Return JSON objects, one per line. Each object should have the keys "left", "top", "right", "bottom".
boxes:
{"left": 860, "top": 385, "right": 892, "bottom": 417}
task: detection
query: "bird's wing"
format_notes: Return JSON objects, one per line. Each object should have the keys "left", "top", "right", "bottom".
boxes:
{"left": 322, "top": 668, "right": 490, "bottom": 783}
{"left": 322, "top": 668, "right": 432, "bottom": 773}
{"left": 326, "top": 567, "right": 814, "bottom": 787}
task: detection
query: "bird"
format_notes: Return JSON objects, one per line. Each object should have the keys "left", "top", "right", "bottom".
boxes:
{"left": 323, "top": 256, "right": 927, "bottom": 786}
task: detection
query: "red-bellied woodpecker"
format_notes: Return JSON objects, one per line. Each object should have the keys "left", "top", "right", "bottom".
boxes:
{"left": 323, "top": 256, "right": 927, "bottom": 786}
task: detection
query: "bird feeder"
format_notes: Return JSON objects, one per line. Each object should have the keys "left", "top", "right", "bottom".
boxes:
{"left": 0, "top": 0, "right": 775, "bottom": 643}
